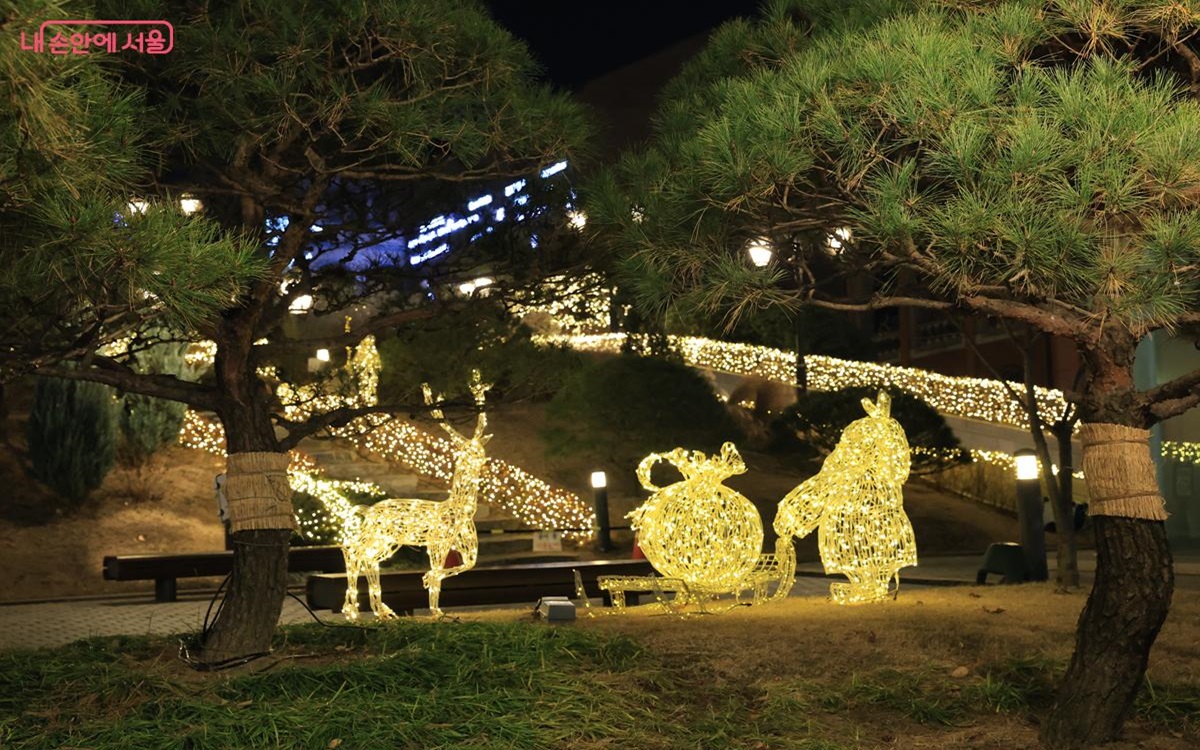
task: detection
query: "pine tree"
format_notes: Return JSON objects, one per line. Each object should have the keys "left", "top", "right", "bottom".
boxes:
{"left": 27, "top": 375, "right": 118, "bottom": 507}
{"left": 591, "top": 2, "right": 1200, "bottom": 745}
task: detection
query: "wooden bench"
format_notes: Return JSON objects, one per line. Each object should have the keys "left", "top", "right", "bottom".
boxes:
{"left": 102, "top": 545, "right": 347, "bottom": 602}
{"left": 308, "top": 559, "right": 656, "bottom": 614}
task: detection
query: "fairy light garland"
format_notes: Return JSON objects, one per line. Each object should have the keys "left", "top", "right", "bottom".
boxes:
{"left": 540, "top": 333, "right": 1198, "bottom": 474}
{"left": 540, "top": 333, "right": 1067, "bottom": 428}
{"left": 1162, "top": 440, "right": 1200, "bottom": 466}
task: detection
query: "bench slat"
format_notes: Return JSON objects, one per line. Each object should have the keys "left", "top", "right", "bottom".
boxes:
{"left": 307, "top": 559, "right": 655, "bottom": 613}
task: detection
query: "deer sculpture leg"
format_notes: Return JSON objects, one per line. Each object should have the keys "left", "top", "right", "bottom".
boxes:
{"left": 423, "top": 541, "right": 450, "bottom": 617}
{"left": 422, "top": 527, "right": 478, "bottom": 617}
{"left": 341, "top": 550, "right": 362, "bottom": 620}
{"left": 365, "top": 560, "right": 396, "bottom": 619}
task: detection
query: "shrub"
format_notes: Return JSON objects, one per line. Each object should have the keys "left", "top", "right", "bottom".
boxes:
{"left": 26, "top": 375, "right": 118, "bottom": 507}
{"left": 543, "top": 354, "right": 740, "bottom": 465}
{"left": 770, "top": 386, "right": 969, "bottom": 475}
{"left": 118, "top": 341, "right": 190, "bottom": 467}
{"left": 378, "top": 302, "right": 582, "bottom": 404}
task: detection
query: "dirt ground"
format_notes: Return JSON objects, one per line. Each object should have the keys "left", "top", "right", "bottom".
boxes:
{"left": 0, "top": 444, "right": 226, "bottom": 601}
{"left": 2, "top": 402, "right": 1037, "bottom": 602}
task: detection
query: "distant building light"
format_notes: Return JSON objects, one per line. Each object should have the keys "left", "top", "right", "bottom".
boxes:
{"left": 494, "top": 207, "right": 506, "bottom": 222}
{"left": 289, "top": 294, "right": 314, "bottom": 314}
{"left": 127, "top": 199, "right": 149, "bottom": 215}
{"left": 746, "top": 237, "right": 773, "bottom": 268}
{"left": 631, "top": 206, "right": 645, "bottom": 223}
{"left": 179, "top": 195, "right": 202, "bottom": 214}
{"left": 514, "top": 194, "right": 530, "bottom": 206}
{"left": 540, "top": 160, "right": 568, "bottom": 178}
{"left": 467, "top": 194, "right": 493, "bottom": 211}
{"left": 567, "top": 210, "right": 587, "bottom": 230}
{"left": 825, "top": 226, "right": 852, "bottom": 255}
{"left": 459, "top": 277, "right": 495, "bottom": 295}
{"left": 530, "top": 234, "right": 539, "bottom": 249}
{"left": 410, "top": 243, "right": 450, "bottom": 265}
{"left": 504, "top": 179, "right": 527, "bottom": 197}
{"left": 315, "top": 348, "right": 330, "bottom": 362}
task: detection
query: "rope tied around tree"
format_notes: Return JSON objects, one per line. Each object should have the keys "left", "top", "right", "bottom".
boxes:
{"left": 224, "top": 452, "right": 295, "bottom": 532}
{"left": 1078, "top": 423, "right": 1168, "bottom": 521}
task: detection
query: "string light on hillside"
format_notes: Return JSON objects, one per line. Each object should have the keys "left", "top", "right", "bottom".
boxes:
{"left": 512, "top": 273, "right": 612, "bottom": 335}
{"left": 776, "top": 392, "right": 918, "bottom": 605}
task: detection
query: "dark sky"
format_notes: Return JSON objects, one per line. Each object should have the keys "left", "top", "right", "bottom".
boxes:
{"left": 486, "top": 1, "right": 761, "bottom": 89}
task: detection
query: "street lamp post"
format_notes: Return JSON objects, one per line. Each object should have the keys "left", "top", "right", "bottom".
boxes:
{"left": 591, "top": 471, "right": 613, "bottom": 552}
{"left": 1014, "top": 449, "right": 1049, "bottom": 582}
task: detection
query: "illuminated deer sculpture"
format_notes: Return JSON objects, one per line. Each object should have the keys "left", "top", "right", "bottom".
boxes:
{"left": 341, "top": 371, "right": 490, "bottom": 619}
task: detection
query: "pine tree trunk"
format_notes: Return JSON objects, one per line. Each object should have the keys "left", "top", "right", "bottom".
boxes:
{"left": 1054, "top": 421, "right": 1080, "bottom": 589}
{"left": 1040, "top": 417, "right": 1173, "bottom": 748}
{"left": 1040, "top": 517, "right": 1173, "bottom": 747}
{"left": 195, "top": 336, "right": 294, "bottom": 666}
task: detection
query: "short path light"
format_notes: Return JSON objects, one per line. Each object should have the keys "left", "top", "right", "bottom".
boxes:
{"left": 591, "top": 471, "right": 613, "bottom": 552}
{"left": 1014, "top": 449, "right": 1048, "bottom": 582}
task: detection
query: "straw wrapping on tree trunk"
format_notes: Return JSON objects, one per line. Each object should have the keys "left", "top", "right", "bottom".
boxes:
{"left": 1078, "top": 423, "right": 1167, "bottom": 521}
{"left": 224, "top": 451, "right": 295, "bottom": 532}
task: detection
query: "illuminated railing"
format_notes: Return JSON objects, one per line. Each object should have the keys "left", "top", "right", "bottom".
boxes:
{"left": 539, "top": 332, "right": 1068, "bottom": 429}
{"left": 539, "top": 333, "right": 1200, "bottom": 471}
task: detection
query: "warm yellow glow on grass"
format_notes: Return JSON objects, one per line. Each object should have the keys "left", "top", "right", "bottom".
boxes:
{"left": 776, "top": 392, "right": 918, "bottom": 605}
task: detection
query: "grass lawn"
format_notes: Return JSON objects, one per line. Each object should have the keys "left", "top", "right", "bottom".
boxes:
{"left": 2, "top": 585, "right": 1197, "bottom": 749}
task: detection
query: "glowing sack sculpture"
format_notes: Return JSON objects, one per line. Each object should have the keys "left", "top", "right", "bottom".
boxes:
{"left": 630, "top": 442, "right": 763, "bottom": 593}
{"left": 774, "top": 391, "right": 917, "bottom": 604}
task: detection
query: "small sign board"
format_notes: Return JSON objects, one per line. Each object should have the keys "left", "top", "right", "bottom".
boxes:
{"left": 532, "top": 531, "right": 563, "bottom": 552}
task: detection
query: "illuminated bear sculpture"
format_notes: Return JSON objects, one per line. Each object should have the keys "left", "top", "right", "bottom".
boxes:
{"left": 774, "top": 391, "right": 917, "bottom": 604}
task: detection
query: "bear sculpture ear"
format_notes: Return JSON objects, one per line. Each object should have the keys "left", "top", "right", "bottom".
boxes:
{"left": 876, "top": 391, "right": 891, "bottom": 417}
{"left": 860, "top": 397, "right": 877, "bottom": 417}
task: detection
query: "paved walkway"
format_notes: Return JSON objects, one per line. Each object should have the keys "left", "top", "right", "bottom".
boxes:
{"left": 3, "top": 552, "right": 1198, "bottom": 652}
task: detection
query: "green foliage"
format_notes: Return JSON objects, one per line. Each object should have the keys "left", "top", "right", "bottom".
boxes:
{"left": 26, "top": 375, "right": 118, "bottom": 507}
{"left": 377, "top": 303, "right": 582, "bottom": 404}
{"left": 770, "top": 386, "right": 969, "bottom": 474}
{"left": 544, "top": 354, "right": 740, "bottom": 464}
{"left": 0, "top": 0, "right": 263, "bottom": 377}
{"left": 591, "top": 0, "right": 1200, "bottom": 345}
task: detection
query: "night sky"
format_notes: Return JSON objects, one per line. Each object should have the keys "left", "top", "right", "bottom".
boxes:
{"left": 486, "top": 0, "right": 760, "bottom": 89}
{"left": 486, "top": 1, "right": 762, "bottom": 155}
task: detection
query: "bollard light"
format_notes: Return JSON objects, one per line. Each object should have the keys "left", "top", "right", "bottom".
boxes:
{"left": 1013, "top": 449, "right": 1048, "bottom": 582}
{"left": 1014, "top": 450, "right": 1040, "bottom": 480}
{"left": 591, "top": 470, "right": 613, "bottom": 552}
